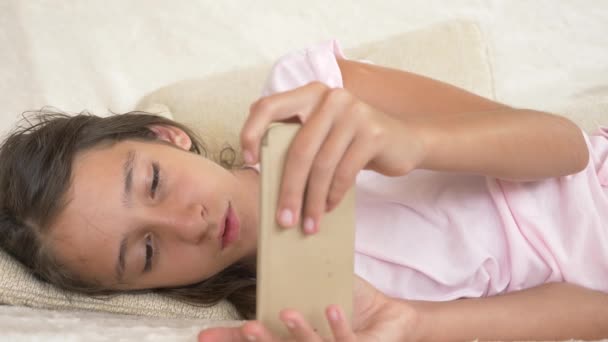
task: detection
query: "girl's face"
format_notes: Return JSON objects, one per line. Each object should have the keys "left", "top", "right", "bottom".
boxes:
{"left": 47, "top": 127, "right": 260, "bottom": 290}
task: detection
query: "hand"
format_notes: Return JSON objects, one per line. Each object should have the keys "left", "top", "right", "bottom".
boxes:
{"left": 240, "top": 82, "right": 426, "bottom": 233}
{"left": 197, "top": 275, "right": 419, "bottom": 342}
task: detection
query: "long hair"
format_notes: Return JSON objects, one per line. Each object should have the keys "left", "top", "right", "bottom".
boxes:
{"left": 0, "top": 109, "right": 256, "bottom": 318}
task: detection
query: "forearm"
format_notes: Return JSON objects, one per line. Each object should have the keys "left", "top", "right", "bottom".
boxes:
{"left": 408, "top": 283, "right": 608, "bottom": 341}
{"left": 338, "top": 58, "right": 589, "bottom": 180}
{"left": 411, "top": 109, "right": 589, "bottom": 180}
{"left": 338, "top": 58, "right": 508, "bottom": 117}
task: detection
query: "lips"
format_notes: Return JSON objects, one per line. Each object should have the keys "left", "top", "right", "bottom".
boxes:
{"left": 219, "top": 205, "right": 229, "bottom": 239}
{"left": 220, "top": 201, "right": 240, "bottom": 249}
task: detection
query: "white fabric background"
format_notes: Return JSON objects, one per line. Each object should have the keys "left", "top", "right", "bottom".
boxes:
{"left": 0, "top": 0, "right": 607, "bottom": 139}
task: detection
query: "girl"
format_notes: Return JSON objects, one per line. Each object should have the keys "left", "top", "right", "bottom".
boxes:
{"left": 0, "top": 40, "right": 606, "bottom": 341}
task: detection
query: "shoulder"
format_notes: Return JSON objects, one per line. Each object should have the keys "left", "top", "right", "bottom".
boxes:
{"left": 261, "top": 40, "right": 347, "bottom": 96}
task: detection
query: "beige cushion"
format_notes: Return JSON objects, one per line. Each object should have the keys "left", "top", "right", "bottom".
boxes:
{"left": 550, "top": 89, "right": 608, "bottom": 133}
{"left": 1, "top": 20, "right": 492, "bottom": 318}
{"left": 135, "top": 19, "right": 494, "bottom": 166}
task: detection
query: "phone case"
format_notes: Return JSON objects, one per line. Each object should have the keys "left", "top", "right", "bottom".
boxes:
{"left": 256, "top": 123, "right": 355, "bottom": 338}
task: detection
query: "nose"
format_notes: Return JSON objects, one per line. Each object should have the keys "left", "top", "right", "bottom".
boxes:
{"left": 160, "top": 204, "right": 208, "bottom": 244}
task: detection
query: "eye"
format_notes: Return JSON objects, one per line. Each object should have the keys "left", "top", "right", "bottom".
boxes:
{"left": 150, "top": 162, "right": 160, "bottom": 199}
{"left": 143, "top": 234, "right": 154, "bottom": 273}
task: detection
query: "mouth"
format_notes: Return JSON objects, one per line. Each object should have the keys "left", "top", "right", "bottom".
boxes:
{"left": 220, "top": 201, "right": 240, "bottom": 249}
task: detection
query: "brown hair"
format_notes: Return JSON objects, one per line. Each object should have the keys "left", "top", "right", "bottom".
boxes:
{"left": 0, "top": 109, "right": 256, "bottom": 318}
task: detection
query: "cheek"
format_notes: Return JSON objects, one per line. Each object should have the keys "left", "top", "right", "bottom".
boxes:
{"left": 174, "top": 164, "right": 230, "bottom": 207}
{"left": 158, "top": 242, "right": 222, "bottom": 285}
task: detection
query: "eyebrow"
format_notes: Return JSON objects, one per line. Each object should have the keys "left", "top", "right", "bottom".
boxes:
{"left": 116, "top": 150, "right": 136, "bottom": 282}
{"left": 122, "top": 149, "right": 136, "bottom": 208}
{"left": 116, "top": 232, "right": 129, "bottom": 282}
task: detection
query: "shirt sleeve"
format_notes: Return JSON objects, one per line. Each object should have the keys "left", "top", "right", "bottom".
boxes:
{"left": 584, "top": 126, "right": 608, "bottom": 186}
{"left": 260, "top": 40, "right": 347, "bottom": 97}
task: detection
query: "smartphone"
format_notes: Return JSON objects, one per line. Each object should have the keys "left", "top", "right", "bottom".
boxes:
{"left": 256, "top": 123, "right": 356, "bottom": 338}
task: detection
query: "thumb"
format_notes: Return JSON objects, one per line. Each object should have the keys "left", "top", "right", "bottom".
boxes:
{"left": 198, "top": 326, "right": 244, "bottom": 342}
{"left": 352, "top": 275, "right": 388, "bottom": 328}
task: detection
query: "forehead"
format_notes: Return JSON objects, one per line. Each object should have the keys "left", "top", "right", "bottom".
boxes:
{"left": 47, "top": 141, "right": 134, "bottom": 283}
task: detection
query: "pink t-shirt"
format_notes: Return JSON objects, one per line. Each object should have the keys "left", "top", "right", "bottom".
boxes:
{"left": 251, "top": 40, "right": 608, "bottom": 301}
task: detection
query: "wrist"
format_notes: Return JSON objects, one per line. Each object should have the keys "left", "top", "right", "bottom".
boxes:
{"left": 406, "top": 117, "right": 439, "bottom": 171}
{"left": 382, "top": 297, "right": 427, "bottom": 342}
{"left": 407, "top": 300, "right": 436, "bottom": 342}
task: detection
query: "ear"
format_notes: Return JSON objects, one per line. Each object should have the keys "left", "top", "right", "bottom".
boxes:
{"left": 147, "top": 124, "right": 193, "bottom": 151}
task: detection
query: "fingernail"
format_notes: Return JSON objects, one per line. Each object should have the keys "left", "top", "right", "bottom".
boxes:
{"left": 243, "top": 150, "right": 253, "bottom": 164}
{"left": 279, "top": 209, "right": 293, "bottom": 226}
{"left": 304, "top": 217, "right": 315, "bottom": 234}
{"left": 329, "top": 308, "right": 340, "bottom": 322}
{"left": 284, "top": 320, "right": 296, "bottom": 329}
{"left": 245, "top": 334, "right": 256, "bottom": 341}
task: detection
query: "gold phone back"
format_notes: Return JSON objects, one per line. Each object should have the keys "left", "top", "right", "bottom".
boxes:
{"left": 256, "top": 123, "right": 355, "bottom": 338}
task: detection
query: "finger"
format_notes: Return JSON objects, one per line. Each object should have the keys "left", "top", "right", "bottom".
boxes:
{"left": 276, "top": 95, "right": 336, "bottom": 228}
{"left": 302, "top": 113, "right": 358, "bottom": 234}
{"left": 326, "top": 305, "right": 356, "bottom": 342}
{"left": 280, "top": 309, "right": 324, "bottom": 342}
{"left": 240, "top": 321, "right": 282, "bottom": 342}
{"left": 198, "top": 326, "right": 246, "bottom": 342}
{"left": 240, "top": 82, "right": 328, "bottom": 165}
{"left": 326, "top": 133, "right": 377, "bottom": 212}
